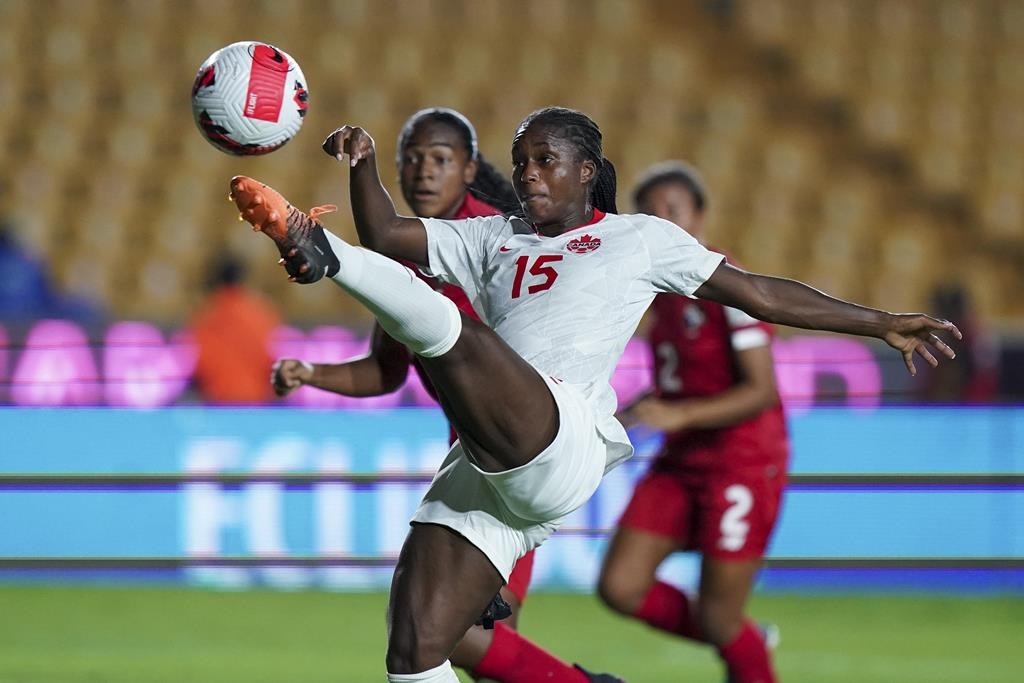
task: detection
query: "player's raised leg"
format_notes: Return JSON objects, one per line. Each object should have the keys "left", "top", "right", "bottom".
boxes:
{"left": 229, "top": 176, "right": 558, "bottom": 474}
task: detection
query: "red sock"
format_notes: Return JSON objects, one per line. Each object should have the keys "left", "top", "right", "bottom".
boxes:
{"left": 472, "top": 621, "right": 587, "bottom": 682}
{"left": 718, "top": 620, "right": 777, "bottom": 683}
{"left": 633, "top": 580, "right": 705, "bottom": 642}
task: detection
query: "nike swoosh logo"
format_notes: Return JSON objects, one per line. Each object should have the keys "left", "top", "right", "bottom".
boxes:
{"left": 499, "top": 246, "right": 511, "bottom": 252}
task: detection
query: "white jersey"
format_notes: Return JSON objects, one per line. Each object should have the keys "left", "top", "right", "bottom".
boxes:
{"left": 421, "top": 211, "right": 725, "bottom": 469}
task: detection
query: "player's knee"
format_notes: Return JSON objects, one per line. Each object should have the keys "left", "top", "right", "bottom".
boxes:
{"left": 597, "top": 564, "right": 646, "bottom": 616}
{"left": 696, "top": 597, "right": 744, "bottom": 647}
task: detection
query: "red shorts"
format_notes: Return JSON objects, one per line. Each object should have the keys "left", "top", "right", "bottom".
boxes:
{"left": 618, "top": 463, "right": 785, "bottom": 560}
{"left": 504, "top": 549, "right": 535, "bottom": 603}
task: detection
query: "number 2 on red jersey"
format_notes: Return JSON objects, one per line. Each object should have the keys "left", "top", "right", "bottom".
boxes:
{"left": 512, "top": 255, "right": 563, "bottom": 298}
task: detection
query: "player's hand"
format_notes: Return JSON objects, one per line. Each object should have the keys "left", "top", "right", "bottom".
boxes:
{"left": 322, "top": 126, "right": 375, "bottom": 167}
{"left": 630, "top": 397, "right": 691, "bottom": 433}
{"left": 271, "top": 358, "right": 314, "bottom": 397}
{"left": 882, "top": 314, "right": 962, "bottom": 375}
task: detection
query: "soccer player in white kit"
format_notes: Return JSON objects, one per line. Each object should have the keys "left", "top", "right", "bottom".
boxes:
{"left": 229, "top": 107, "right": 960, "bottom": 683}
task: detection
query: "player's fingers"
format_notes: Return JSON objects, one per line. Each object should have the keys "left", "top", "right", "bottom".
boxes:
{"left": 927, "top": 333, "right": 956, "bottom": 359}
{"left": 336, "top": 131, "right": 355, "bottom": 162}
{"left": 322, "top": 126, "right": 349, "bottom": 157}
{"left": 350, "top": 135, "right": 367, "bottom": 166}
{"left": 903, "top": 347, "right": 916, "bottom": 375}
{"left": 915, "top": 342, "right": 939, "bottom": 367}
{"left": 347, "top": 129, "right": 374, "bottom": 166}
{"left": 630, "top": 405, "right": 652, "bottom": 423}
{"left": 919, "top": 316, "right": 963, "bottom": 340}
{"left": 273, "top": 378, "right": 293, "bottom": 396}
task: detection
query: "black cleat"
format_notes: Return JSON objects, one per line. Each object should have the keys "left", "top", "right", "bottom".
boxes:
{"left": 574, "top": 664, "right": 626, "bottom": 682}
{"left": 475, "top": 591, "right": 513, "bottom": 630}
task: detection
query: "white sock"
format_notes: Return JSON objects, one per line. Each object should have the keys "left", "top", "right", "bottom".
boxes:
{"left": 323, "top": 231, "right": 462, "bottom": 358}
{"left": 386, "top": 660, "right": 460, "bottom": 682}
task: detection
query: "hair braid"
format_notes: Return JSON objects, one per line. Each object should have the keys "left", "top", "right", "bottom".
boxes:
{"left": 592, "top": 157, "right": 618, "bottom": 214}
{"left": 468, "top": 152, "right": 521, "bottom": 215}
{"left": 515, "top": 106, "right": 618, "bottom": 214}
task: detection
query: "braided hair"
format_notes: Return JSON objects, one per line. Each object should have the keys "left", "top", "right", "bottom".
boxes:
{"left": 396, "top": 108, "right": 521, "bottom": 215}
{"left": 632, "top": 160, "right": 707, "bottom": 213}
{"left": 513, "top": 107, "right": 618, "bottom": 214}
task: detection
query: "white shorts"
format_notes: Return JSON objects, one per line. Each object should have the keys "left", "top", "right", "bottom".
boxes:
{"left": 410, "top": 375, "right": 609, "bottom": 581}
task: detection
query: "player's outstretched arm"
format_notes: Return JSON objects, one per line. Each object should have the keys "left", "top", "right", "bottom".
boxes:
{"left": 322, "top": 126, "right": 428, "bottom": 265}
{"left": 271, "top": 324, "right": 412, "bottom": 398}
{"left": 694, "top": 263, "right": 962, "bottom": 375}
{"left": 629, "top": 344, "right": 779, "bottom": 433}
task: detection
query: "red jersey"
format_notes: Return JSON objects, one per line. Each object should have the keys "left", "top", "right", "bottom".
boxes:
{"left": 409, "top": 193, "right": 501, "bottom": 408}
{"left": 647, "top": 249, "right": 788, "bottom": 472}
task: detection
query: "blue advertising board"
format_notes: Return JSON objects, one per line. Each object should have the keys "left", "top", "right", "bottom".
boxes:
{"left": 1, "top": 407, "right": 1021, "bottom": 592}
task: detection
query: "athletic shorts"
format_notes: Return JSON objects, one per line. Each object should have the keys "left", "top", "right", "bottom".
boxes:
{"left": 411, "top": 375, "right": 607, "bottom": 582}
{"left": 618, "top": 462, "right": 786, "bottom": 560}
{"left": 505, "top": 549, "right": 535, "bottom": 603}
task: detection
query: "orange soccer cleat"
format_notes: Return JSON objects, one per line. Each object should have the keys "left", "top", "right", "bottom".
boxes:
{"left": 228, "top": 175, "right": 340, "bottom": 283}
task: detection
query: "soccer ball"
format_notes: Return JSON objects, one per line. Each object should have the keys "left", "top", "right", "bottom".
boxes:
{"left": 190, "top": 41, "right": 309, "bottom": 156}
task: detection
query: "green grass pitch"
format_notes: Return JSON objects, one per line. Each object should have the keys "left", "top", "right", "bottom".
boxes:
{"left": 0, "top": 586, "right": 1020, "bottom": 682}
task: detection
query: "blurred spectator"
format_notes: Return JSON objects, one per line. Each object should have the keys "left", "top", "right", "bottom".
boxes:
{"left": 0, "top": 221, "right": 51, "bottom": 321}
{"left": 189, "top": 254, "right": 281, "bottom": 404}
{"left": 916, "top": 284, "right": 999, "bottom": 403}
{"left": 0, "top": 219, "right": 102, "bottom": 323}
{"left": 0, "top": 220, "right": 102, "bottom": 325}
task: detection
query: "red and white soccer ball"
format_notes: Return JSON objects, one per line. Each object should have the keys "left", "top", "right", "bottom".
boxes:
{"left": 190, "top": 41, "right": 309, "bottom": 156}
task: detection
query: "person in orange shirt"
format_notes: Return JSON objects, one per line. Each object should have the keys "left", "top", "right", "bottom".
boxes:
{"left": 190, "top": 254, "right": 281, "bottom": 404}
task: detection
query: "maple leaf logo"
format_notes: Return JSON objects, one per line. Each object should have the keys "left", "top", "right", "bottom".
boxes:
{"left": 566, "top": 234, "right": 601, "bottom": 254}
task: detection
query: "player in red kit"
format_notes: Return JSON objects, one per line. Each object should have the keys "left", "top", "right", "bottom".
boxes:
{"left": 598, "top": 161, "right": 786, "bottom": 683}
{"left": 271, "top": 108, "right": 612, "bottom": 683}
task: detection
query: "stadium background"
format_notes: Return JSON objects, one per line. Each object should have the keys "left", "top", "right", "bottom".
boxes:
{"left": 0, "top": 0, "right": 1021, "bottom": 681}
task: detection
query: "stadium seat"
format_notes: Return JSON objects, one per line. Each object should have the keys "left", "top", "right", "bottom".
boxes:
{"left": 0, "top": 0, "right": 1016, "bottom": 324}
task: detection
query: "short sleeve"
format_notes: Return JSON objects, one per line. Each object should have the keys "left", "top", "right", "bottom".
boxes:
{"left": 726, "top": 306, "right": 773, "bottom": 350}
{"left": 641, "top": 215, "right": 725, "bottom": 295}
{"left": 420, "top": 215, "right": 509, "bottom": 298}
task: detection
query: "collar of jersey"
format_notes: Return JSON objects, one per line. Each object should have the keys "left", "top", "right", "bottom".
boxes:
{"left": 513, "top": 209, "right": 607, "bottom": 238}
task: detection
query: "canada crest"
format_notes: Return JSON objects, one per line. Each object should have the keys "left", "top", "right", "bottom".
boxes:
{"left": 566, "top": 233, "right": 601, "bottom": 254}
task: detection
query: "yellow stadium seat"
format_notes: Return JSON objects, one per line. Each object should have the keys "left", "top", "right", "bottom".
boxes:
{"left": 739, "top": 0, "right": 796, "bottom": 46}
{"left": 917, "top": 142, "right": 970, "bottom": 195}
{"left": 761, "top": 133, "right": 819, "bottom": 189}
{"left": 53, "top": 248, "right": 119, "bottom": 312}
{"left": 874, "top": 0, "right": 926, "bottom": 44}
{"left": 980, "top": 188, "right": 1024, "bottom": 240}
{"left": 1, "top": 0, "right": 1012, "bottom": 329}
